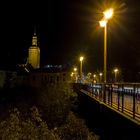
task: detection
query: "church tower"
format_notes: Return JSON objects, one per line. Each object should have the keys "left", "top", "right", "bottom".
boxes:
{"left": 28, "top": 29, "right": 40, "bottom": 69}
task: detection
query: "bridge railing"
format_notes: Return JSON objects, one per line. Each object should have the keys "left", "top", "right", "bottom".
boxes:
{"left": 74, "top": 82, "right": 140, "bottom": 122}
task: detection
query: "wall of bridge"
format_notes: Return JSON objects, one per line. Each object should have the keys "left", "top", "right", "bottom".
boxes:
{"left": 75, "top": 88, "right": 140, "bottom": 140}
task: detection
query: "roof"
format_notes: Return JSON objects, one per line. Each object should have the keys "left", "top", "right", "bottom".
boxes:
{"left": 32, "top": 65, "right": 71, "bottom": 73}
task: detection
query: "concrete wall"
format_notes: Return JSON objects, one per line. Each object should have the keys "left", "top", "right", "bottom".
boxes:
{"left": 0, "top": 70, "right": 6, "bottom": 88}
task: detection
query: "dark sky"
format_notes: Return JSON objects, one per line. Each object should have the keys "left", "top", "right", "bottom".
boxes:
{"left": 0, "top": 0, "right": 140, "bottom": 75}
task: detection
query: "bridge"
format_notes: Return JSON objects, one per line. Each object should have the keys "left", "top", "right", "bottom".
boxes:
{"left": 73, "top": 83, "right": 140, "bottom": 139}
{"left": 73, "top": 82, "right": 140, "bottom": 125}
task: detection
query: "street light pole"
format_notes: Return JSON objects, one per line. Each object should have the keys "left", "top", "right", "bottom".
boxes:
{"left": 104, "top": 22, "right": 107, "bottom": 83}
{"left": 80, "top": 56, "right": 84, "bottom": 82}
{"left": 99, "top": 8, "right": 113, "bottom": 83}
{"left": 74, "top": 67, "right": 77, "bottom": 82}
{"left": 99, "top": 20, "right": 107, "bottom": 83}
{"left": 80, "top": 61, "right": 82, "bottom": 80}
{"left": 114, "top": 68, "right": 118, "bottom": 83}
{"left": 99, "top": 73, "right": 103, "bottom": 82}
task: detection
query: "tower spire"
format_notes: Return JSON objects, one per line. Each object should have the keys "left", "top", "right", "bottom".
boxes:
{"left": 32, "top": 26, "right": 37, "bottom": 46}
{"left": 34, "top": 25, "right": 36, "bottom": 36}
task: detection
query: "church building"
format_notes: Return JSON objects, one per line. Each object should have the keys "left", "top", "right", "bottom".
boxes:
{"left": 28, "top": 30, "right": 40, "bottom": 69}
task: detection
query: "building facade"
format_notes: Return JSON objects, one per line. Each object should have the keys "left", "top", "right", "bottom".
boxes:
{"left": 28, "top": 67, "right": 71, "bottom": 87}
{"left": 0, "top": 70, "right": 17, "bottom": 88}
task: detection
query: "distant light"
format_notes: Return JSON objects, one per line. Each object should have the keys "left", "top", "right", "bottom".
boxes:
{"left": 99, "top": 73, "right": 103, "bottom": 76}
{"left": 74, "top": 68, "right": 77, "bottom": 72}
{"left": 71, "top": 72, "right": 74, "bottom": 77}
{"left": 93, "top": 80, "right": 97, "bottom": 83}
{"left": 114, "top": 68, "right": 118, "bottom": 73}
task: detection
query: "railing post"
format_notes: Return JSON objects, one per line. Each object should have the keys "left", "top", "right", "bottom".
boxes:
{"left": 99, "top": 84, "right": 102, "bottom": 101}
{"left": 133, "top": 84, "right": 136, "bottom": 119}
{"left": 103, "top": 83, "right": 106, "bottom": 103}
{"left": 110, "top": 84, "right": 112, "bottom": 107}
{"left": 118, "top": 84, "right": 120, "bottom": 110}
{"left": 122, "top": 84, "right": 124, "bottom": 113}
{"left": 91, "top": 81, "right": 94, "bottom": 95}
{"left": 108, "top": 84, "right": 110, "bottom": 104}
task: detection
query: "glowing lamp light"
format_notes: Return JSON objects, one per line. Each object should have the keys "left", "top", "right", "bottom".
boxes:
{"left": 71, "top": 72, "right": 74, "bottom": 77}
{"left": 74, "top": 68, "right": 77, "bottom": 72}
{"left": 80, "top": 56, "right": 84, "bottom": 62}
{"left": 99, "top": 73, "right": 103, "bottom": 76}
{"left": 114, "top": 68, "right": 118, "bottom": 73}
{"left": 103, "top": 8, "right": 114, "bottom": 19}
{"left": 99, "top": 20, "right": 107, "bottom": 27}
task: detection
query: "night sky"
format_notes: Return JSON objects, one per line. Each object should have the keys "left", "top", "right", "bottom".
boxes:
{"left": 0, "top": 0, "right": 140, "bottom": 80}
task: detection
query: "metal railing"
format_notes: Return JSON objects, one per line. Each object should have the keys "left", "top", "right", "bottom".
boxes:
{"left": 74, "top": 83, "right": 140, "bottom": 123}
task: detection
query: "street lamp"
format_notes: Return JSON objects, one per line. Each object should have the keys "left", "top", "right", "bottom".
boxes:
{"left": 99, "top": 73, "right": 103, "bottom": 82}
{"left": 93, "top": 74, "right": 97, "bottom": 83}
{"left": 114, "top": 68, "right": 118, "bottom": 82}
{"left": 99, "top": 19, "right": 107, "bottom": 83}
{"left": 74, "top": 67, "right": 77, "bottom": 76}
{"left": 99, "top": 8, "right": 114, "bottom": 83}
{"left": 70, "top": 72, "right": 74, "bottom": 81}
{"left": 103, "top": 8, "right": 114, "bottom": 20}
{"left": 79, "top": 56, "right": 84, "bottom": 82}
{"left": 74, "top": 67, "right": 77, "bottom": 82}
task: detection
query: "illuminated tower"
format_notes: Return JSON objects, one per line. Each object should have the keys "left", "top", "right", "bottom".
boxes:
{"left": 28, "top": 30, "right": 40, "bottom": 69}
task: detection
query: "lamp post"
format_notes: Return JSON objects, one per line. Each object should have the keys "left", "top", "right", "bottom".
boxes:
{"left": 71, "top": 72, "right": 74, "bottom": 81}
{"left": 99, "top": 20, "right": 107, "bottom": 83}
{"left": 114, "top": 68, "right": 118, "bottom": 83}
{"left": 93, "top": 74, "right": 96, "bottom": 83}
{"left": 99, "top": 8, "right": 114, "bottom": 83}
{"left": 74, "top": 67, "right": 77, "bottom": 74}
{"left": 99, "top": 73, "right": 103, "bottom": 82}
{"left": 74, "top": 67, "right": 77, "bottom": 82}
{"left": 79, "top": 56, "right": 84, "bottom": 82}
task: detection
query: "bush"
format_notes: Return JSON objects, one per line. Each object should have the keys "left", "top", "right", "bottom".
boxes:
{"left": 57, "top": 111, "right": 99, "bottom": 140}
{"left": 0, "top": 107, "right": 60, "bottom": 140}
{"left": 0, "top": 84, "right": 99, "bottom": 140}
{"left": 38, "top": 84, "right": 77, "bottom": 128}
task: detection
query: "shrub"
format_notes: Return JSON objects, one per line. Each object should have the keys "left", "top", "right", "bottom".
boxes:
{"left": 0, "top": 107, "right": 60, "bottom": 140}
{"left": 38, "top": 84, "right": 77, "bottom": 128}
{"left": 57, "top": 111, "right": 99, "bottom": 140}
